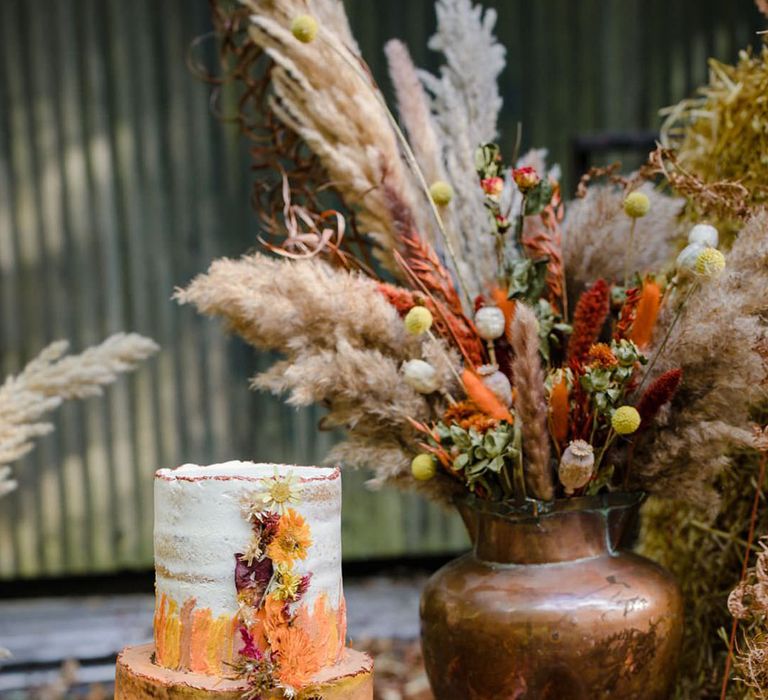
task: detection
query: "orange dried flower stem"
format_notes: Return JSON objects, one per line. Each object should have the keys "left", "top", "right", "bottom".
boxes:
{"left": 548, "top": 378, "right": 569, "bottom": 445}
{"left": 630, "top": 279, "right": 662, "bottom": 349}
{"left": 461, "top": 369, "right": 513, "bottom": 423}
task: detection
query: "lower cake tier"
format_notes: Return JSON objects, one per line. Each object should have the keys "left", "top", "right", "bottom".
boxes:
{"left": 115, "top": 644, "right": 373, "bottom": 700}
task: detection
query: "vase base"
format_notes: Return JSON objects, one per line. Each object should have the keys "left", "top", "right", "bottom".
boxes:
{"left": 114, "top": 643, "right": 373, "bottom": 699}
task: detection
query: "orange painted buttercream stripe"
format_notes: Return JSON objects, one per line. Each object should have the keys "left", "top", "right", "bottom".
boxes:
{"left": 190, "top": 608, "right": 212, "bottom": 673}
{"left": 164, "top": 599, "right": 181, "bottom": 669}
{"left": 153, "top": 594, "right": 167, "bottom": 666}
{"left": 178, "top": 598, "right": 196, "bottom": 670}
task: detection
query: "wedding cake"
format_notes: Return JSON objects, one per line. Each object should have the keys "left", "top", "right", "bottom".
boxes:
{"left": 115, "top": 461, "right": 373, "bottom": 699}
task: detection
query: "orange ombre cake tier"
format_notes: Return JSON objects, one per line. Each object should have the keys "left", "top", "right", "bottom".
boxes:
{"left": 119, "top": 460, "right": 372, "bottom": 699}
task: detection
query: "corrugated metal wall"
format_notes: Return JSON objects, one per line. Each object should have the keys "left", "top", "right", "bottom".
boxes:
{"left": 0, "top": 0, "right": 762, "bottom": 579}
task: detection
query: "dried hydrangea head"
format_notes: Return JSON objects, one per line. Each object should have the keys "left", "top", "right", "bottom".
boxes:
{"left": 290, "top": 15, "right": 319, "bottom": 43}
{"left": 694, "top": 247, "right": 726, "bottom": 278}
{"left": 429, "top": 180, "right": 454, "bottom": 206}
{"left": 512, "top": 166, "right": 540, "bottom": 193}
{"left": 404, "top": 306, "right": 433, "bottom": 335}
{"left": 611, "top": 405, "right": 641, "bottom": 435}
{"left": 688, "top": 223, "right": 719, "bottom": 248}
{"left": 474, "top": 306, "right": 506, "bottom": 340}
{"left": 559, "top": 440, "right": 595, "bottom": 495}
{"left": 623, "top": 191, "right": 651, "bottom": 218}
{"left": 402, "top": 359, "right": 440, "bottom": 394}
{"left": 411, "top": 453, "right": 437, "bottom": 481}
{"left": 477, "top": 364, "right": 513, "bottom": 406}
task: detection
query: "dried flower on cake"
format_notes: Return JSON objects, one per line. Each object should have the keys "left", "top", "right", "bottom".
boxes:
{"left": 266, "top": 509, "right": 312, "bottom": 566}
{"left": 259, "top": 469, "right": 301, "bottom": 514}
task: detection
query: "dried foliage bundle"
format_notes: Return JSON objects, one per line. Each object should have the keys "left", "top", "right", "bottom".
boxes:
{"left": 631, "top": 212, "right": 768, "bottom": 511}
{"left": 661, "top": 43, "right": 768, "bottom": 222}
{"left": 0, "top": 334, "right": 159, "bottom": 498}
{"left": 176, "top": 253, "right": 460, "bottom": 502}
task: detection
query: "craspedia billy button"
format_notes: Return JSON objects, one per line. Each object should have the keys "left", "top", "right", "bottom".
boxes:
{"left": 623, "top": 191, "right": 651, "bottom": 219}
{"left": 404, "top": 306, "right": 433, "bottom": 335}
{"left": 291, "top": 15, "right": 319, "bottom": 43}
{"left": 611, "top": 406, "right": 641, "bottom": 435}
{"left": 411, "top": 453, "right": 437, "bottom": 481}
{"left": 429, "top": 181, "right": 454, "bottom": 206}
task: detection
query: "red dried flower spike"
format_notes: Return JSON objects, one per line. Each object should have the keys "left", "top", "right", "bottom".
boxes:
{"left": 566, "top": 279, "right": 610, "bottom": 367}
{"left": 636, "top": 368, "right": 683, "bottom": 427}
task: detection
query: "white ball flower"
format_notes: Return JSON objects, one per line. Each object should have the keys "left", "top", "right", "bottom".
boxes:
{"left": 688, "top": 223, "right": 719, "bottom": 248}
{"left": 402, "top": 359, "right": 440, "bottom": 394}
{"left": 676, "top": 242, "right": 705, "bottom": 272}
{"left": 474, "top": 306, "right": 506, "bottom": 340}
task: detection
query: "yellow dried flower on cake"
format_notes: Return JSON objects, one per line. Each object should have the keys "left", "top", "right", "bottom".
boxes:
{"left": 611, "top": 406, "right": 641, "bottom": 435}
{"left": 259, "top": 469, "right": 300, "bottom": 513}
{"left": 290, "top": 15, "right": 318, "bottom": 43}
{"left": 404, "top": 306, "right": 433, "bottom": 335}
{"left": 266, "top": 508, "right": 312, "bottom": 565}
{"left": 411, "top": 453, "right": 437, "bottom": 481}
{"left": 429, "top": 180, "right": 454, "bottom": 206}
{"left": 694, "top": 247, "right": 726, "bottom": 278}
{"left": 272, "top": 563, "right": 303, "bottom": 601}
{"left": 623, "top": 191, "right": 651, "bottom": 218}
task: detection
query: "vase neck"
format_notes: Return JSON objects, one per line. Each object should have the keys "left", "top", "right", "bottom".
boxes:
{"left": 462, "top": 497, "right": 640, "bottom": 565}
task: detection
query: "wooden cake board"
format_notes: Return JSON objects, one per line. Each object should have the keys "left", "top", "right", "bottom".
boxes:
{"left": 115, "top": 643, "right": 373, "bottom": 699}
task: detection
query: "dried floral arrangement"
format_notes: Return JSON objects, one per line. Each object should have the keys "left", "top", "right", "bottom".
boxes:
{"left": 177, "top": 0, "right": 768, "bottom": 697}
{"left": 182, "top": 0, "right": 765, "bottom": 514}
{"left": 0, "top": 334, "right": 159, "bottom": 500}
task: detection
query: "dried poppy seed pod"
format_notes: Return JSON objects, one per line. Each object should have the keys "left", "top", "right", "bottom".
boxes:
{"left": 475, "top": 306, "right": 506, "bottom": 340}
{"left": 402, "top": 359, "right": 440, "bottom": 394}
{"left": 676, "top": 242, "right": 705, "bottom": 273}
{"left": 477, "top": 364, "right": 513, "bottom": 406}
{"left": 559, "top": 440, "right": 595, "bottom": 495}
{"left": 688, "top": 223, "right": 719, "bottom": 248}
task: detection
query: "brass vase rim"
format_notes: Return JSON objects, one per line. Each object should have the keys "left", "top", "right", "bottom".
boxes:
{"left": 455, "top": 490, "right": 645, "bottom": 523}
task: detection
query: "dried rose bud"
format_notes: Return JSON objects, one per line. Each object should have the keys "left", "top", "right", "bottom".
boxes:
{"left": 481, "top": 176, "right": 504, "bottom": 198}
{"left": 559, "top": 440, "right": 595, "bottom": 495}
{"left": 512, "top": 166, "right": 541, "bottom": 193}
{"left": 474, "top": 306, "right": 506, "bottom": 340}
{"left": 477, "top": 364, "right": 513, "bottom": 406}
{"left": 402, "top": 359, "right": 440, "bottom": 394}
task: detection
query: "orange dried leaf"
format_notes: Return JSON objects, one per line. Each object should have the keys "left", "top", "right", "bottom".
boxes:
{"left": 461, "top": 369, "right": 513, "bottom": 423}
{"left": 630, "top": 279, "right": 661, "bottom": 349}
{"left": 549, "top": 378, "right": 569, "bottom": 444}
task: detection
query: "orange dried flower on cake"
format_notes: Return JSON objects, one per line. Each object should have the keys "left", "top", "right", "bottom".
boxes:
{"left": 270, "top": 623, "right": 322, "bottom": 691}
{"left": 266, "top": 508, "right": 312, "bottom": 565}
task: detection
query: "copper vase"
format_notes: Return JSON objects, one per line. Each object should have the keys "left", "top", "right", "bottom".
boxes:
{"left": 420, "top": 493, "right": 683, "bottom": 699}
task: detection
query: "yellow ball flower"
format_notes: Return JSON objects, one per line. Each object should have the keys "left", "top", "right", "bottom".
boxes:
{"left": 411, "top": 453, "right": 437, "bottom": 481}
{"left": 694, "top": 247, "right": 726, "bottom": 278}
{"left": 429, "top": 180, "right": 454, "bottom": 206}
{"left": 623, "top": 191, "right": 651, "bottom": 218}
{"left": 404, "top": 306, "right": 433, "bottom": 335}
{"left": 611, "top": 406, "right": 641, "bottom": 435}
{"left": 291, "top": 14, "right": 318, "bottom": 43}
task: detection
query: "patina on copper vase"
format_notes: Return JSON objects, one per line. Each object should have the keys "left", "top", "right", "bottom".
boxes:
{"left": 420, "top": 493, "right": 683, "bottom": 699}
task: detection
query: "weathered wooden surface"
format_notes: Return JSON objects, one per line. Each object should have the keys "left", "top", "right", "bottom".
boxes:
{"left": 0, "top": 577, "right": 424, "bottom": 692}
{"left": 0, "top": 0, "right": 763, "bottom": 579}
